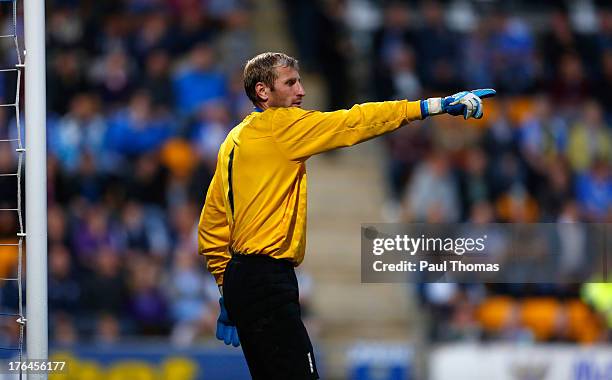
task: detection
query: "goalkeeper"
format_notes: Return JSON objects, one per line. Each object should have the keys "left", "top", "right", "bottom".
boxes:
{"left": 198, "top": 52, "right": 495, "bottom": 380}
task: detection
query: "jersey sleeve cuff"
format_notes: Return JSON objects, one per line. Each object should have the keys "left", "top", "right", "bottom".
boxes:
{"left": 420, "top": 98, "right": 444, "bottom": 118}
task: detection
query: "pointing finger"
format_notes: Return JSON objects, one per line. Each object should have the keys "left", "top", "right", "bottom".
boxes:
{"left": 471, "top": 88, "right": 496, "bottom": 99}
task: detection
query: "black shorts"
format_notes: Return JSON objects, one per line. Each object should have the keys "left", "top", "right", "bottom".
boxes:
{"left": 223, "top": 254, "right": 319, "bottom": 380}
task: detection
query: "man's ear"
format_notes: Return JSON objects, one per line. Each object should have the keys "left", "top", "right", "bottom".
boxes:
{"left": 255, "top": 82, "right": 269, "bottom": 103}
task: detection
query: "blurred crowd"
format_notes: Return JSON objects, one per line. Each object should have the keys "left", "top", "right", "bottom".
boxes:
{"left": 367, "top": 2, "right": 612, "bottom": 224}
{"left": 0, "top": 0, "right": 608, "bottom": 348}
{"left": 0, "top": 0, "right": 259, "bottom": 346}
{"left": 357, "top": 1, "right": 612, "bottom": 344}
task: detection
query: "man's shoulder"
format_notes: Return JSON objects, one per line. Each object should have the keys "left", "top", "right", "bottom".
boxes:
{"left": 264, "top": 107, "right": 314, "bottom": 127}
{"left": 267, "top": 107, "right": 310, "bottom": 116}
{"left": 232, "top": 109, "right": 287, "bottom": 132}
{"left": 228, "top": 108, "right": 313, "bottom": 139}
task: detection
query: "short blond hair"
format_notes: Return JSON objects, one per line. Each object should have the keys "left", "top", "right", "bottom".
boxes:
{"left": 243, "top": 52, "right": 299, "bottom": 105}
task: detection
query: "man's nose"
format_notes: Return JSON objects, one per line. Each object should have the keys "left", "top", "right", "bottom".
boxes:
{"left": 296, "top": 82, "right": 305, "bottom": 97}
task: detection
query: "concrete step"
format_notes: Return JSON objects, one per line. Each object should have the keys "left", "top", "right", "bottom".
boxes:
{"left": 307, "top": 144, "right": 388, "bottom": 218}
{"left": 310, "top": 282, "right": 412, "bottom": 324}
{"left": 305, "top": 142, "right": 386, "bottom": 274}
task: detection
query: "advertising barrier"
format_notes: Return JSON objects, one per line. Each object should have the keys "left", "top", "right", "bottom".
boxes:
{"left": 45, "top": 344, "right": 251, "bottom": 380}
{"left": 430, "top": 344, "right": 612, "bottom": 380}
{"left": 347, "top": 342, "right": 413, "bottom": 380}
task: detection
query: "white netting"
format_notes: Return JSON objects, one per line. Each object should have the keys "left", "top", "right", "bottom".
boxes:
{"left": 0, "top": 0, "right": 24, "bottom": 377}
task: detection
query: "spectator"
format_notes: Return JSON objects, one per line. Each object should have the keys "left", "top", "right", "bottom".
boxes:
{"left": 94, "top": 313, "right": 122, "bottom": 345}
{"left": 129, "top": 12, "right": 171, "bottom": 64}
{"left": 94, "top": 14, "right": 131, "bottom": 55}
{"left": 555, "top": 202, "right": 588, "bottom": 280}
{"left": 125, "top": 153, "right": 168, "bottom": 208}
{"left": 597, "top": 9, "right": 612, "bottom": 53}
{"left": 105, "top": 90, "right": 174, "bottom": 158}
{"left": 537, "top": 159, "right": 574, "bottom": 221}
{"left": 313, "top": 0, "right": 352, "bottom": 110}
{"left": 567, "top": 100, "right": 611, "bottom": 173}
{"left": 142, "top": 49, "right": 175, "bottom": 110}
{"left": 126, "top": 258, "right": 169, "bottom": 335}
{"left": 168, "top": 201, "right": 198, "bottom": 254}
{"left": 82, "top": 246, "right": 127, "bottom": 318}
{"left": 594, "top": 49, "right": 612, "bottom": 125}
{"left": 166, "top": 250, "right": 218, "bottom": 346}
{"left": 216, "top": 7, "right": 255, "bottom": 75}
{"left": 47, "top": 155, "right": 74, "bottom": 205}
{"left": 415, "top": 0, "right": 461, "bottom": 93}
{"left": 47, "top": 6, "right": 84, "bottom": 51}
{"left": 518, "top": 95, "right": 569, "bottom": 196}
{"left": 575, "top": 159, "right": 612, "bottom": 222}
{"left": 190, "top": 100, "right": 232, "bottom": 169}
{"left": 489, "top": 12, "right": 536, "bottom": 93}
{"left": 48, "top": 244, "right": 82, "bottom": 316}
{"left": 48, "top": 93, "right": 109, "bottom": 173}
{"left": 171, "top": 8, "right": 214, "bottom": 54}
{"left": 389, "top": 46, "right": 421, "bottom": 101}
{"left": 67, "top": 152, "right": 107, "bottom": 203}
{"left": 162, "top": 139, "right": 199, "bottom": 208}
{"left": 495, "top": 183, "right": 539, "bottom": 223}
{"left": 90, "top": 49, "right": 137, "bottom": 106}
{"left": 118, "top": 200, "right": 162, "bottom": 255}
{"left": 47, "top": 51, "right": 89, "bottom": 115}
{"left": 51, "top": 313, "right": 78, "bottom": 347}
{"left": 540, "top": 11, "right": 582, "bottom": 79}
{"left": 457, "top": 147, "right": 491, "bottom": 221}
{"left": 71, "top": 206, "right": 120, "bottom": 266}
{"left": 519, "top": 95, "right": 569, "bottom": 164}
{"left": 548, "top": 52, "right": 591, "bottom": 115}
{"left": 172, "top": 43, "right": 227, "bottom": 116}
{"left": 280, "top": 0, "right": 319, "bottom": 70}
{"left": 370, "top": 2, "right": 416, "bottom": 101}
{"left": 462, "top": 22, "right": 494, "bottom": 89}
{"left": 403, "top": 151, "right": 460, "bottom": 222}
{"left": 482, "top": 99, "right": 524, "bottom": 199}
{"left": 48, "top": 205, "right": 70, "bottom": 248}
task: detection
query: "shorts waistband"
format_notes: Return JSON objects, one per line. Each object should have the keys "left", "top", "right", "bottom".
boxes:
{"left": 230, "top": 250, "right": 294, "bottom": 267}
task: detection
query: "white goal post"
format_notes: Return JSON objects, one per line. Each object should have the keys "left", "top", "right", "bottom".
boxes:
{"left": 24, "top": 0, "right": 48, "bottom": 378}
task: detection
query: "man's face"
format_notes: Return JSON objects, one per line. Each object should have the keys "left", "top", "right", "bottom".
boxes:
{"left": 264, "top": 66, "right": 305, "bottom": 108}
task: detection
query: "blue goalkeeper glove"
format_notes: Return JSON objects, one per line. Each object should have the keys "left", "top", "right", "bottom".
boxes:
{"left": 420, "top": 88, "right": 496, "bottom": 120}
{"left": 216, "top": 297, "right": 240, "bottom": 347}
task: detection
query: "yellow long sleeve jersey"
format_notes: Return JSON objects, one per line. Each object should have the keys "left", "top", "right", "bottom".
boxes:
{"left": 198, "top": 100, "right": 423, "bottom": 285}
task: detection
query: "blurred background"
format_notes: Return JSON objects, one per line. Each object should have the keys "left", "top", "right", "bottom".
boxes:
{"left": 0, "top": 0, "right": 610, "bottom": 379}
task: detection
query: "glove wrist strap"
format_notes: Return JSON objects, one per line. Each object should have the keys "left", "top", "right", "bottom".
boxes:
{"left": 420, "top": 97, "right": 444, "bottom": 118}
